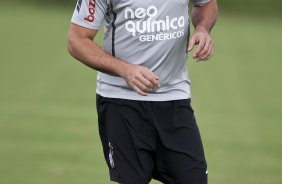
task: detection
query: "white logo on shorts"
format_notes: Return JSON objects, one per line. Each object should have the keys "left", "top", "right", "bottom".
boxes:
{"left": 109, "top": 142, "right": 115, "bottom": 169}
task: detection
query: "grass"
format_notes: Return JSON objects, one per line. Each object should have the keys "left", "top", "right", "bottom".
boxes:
{"left": 0, "top": 4, "right": 281, "bottom": 184}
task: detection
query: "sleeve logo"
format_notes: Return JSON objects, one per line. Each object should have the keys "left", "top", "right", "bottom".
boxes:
{"left": 84, "top": 0, "right": 97, "bottom": 22}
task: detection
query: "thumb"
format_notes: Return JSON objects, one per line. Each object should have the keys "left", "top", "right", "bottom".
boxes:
{"left": 188, "top": 35, "right": 196, "bottom": 52}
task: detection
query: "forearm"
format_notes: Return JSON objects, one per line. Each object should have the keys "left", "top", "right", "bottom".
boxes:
{"left": 67, "top": 24, "right": 160, "bottom": 96}
{"left": 68, "top": 35, "right": 127, "bottom": 77}
{"left": 192, "top": 0, "right": 218, "bottom": 33}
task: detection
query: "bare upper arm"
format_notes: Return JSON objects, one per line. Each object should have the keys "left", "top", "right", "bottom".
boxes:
{"left": 67, "top": 23, "right": 100, "bottom": 56}
{"left": 68, "top": 23, "right": 99, "bottom": 41}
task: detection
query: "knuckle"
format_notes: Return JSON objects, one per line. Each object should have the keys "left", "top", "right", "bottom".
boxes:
{"left": 200, "top": 57, "right": 206, "bottom": 61}
{"left": 149, "top": 77, "right": 155, "bottom": 82}
{"left": 203, "top": 49, "right": 209, "bottom": 54}
{"left": 209, "top": 49, "right": 213, "bottom": 55}
{"left": 144, "top": 81, "right": 150, "bottom": 86}
{"left": 135, "top": 74, "right": 142, "bottom": 80}
{"left": 201, "top": 56, "right": 207, "bottom": 61}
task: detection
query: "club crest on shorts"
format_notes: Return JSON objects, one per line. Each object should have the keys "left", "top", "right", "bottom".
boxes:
{"left": 109, "top": 142, "right": 115, "bottom": 169}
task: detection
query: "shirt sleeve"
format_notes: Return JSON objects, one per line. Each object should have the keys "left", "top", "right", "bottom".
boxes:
{"left": 192, "top": 0, "right": 211, "bottom": 6}
{"left": 71, "top": 0, "right": 108, "bottom": 30}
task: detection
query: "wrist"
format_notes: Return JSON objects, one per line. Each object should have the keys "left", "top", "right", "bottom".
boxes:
{"left": 116, "top": 61, "right": 131, "bottom": 78}
{"left": 195, "top": 23, "right": 210, "bottom": 33}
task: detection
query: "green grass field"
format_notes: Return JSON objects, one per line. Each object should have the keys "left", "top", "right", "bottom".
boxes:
{"left": 0, "top": 5, "right": 282, "bottom": 184}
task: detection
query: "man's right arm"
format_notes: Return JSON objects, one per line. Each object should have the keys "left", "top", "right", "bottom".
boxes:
{"left": 67, "top": 23, "right": 160, "bottom": 96}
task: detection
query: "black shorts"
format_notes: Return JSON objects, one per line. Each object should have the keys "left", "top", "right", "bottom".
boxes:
{"left": 96, "top": 94, "right": 207, "bottom": 184}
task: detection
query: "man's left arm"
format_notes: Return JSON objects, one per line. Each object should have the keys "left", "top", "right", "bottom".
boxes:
{"left": 188, "top": 0, "right": 218, "bottom": 61}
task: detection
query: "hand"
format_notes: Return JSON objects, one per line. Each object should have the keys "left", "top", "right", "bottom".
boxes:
{"left": 121, "top": 64, "right": 160, "bottom": 96}
{"left": 187, "top": 25, "right": 214, "bottom": 62}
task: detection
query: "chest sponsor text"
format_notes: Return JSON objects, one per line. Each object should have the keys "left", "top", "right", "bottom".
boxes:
{"left": 124, "top": 6, "right": 185, "bottom": 42}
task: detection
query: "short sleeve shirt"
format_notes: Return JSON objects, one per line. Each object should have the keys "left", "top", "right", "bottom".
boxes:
{"left": 71, "top": 0, "right": 210, "bottom": 101}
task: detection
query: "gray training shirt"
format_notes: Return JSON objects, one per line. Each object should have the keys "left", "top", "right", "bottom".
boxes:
{"left": 71, "top": 0, "right": 210, "bottom": 101}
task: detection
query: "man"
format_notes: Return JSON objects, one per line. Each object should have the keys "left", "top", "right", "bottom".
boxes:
{"left": 67, "top": 0, "right": 218, "bottom": 183}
